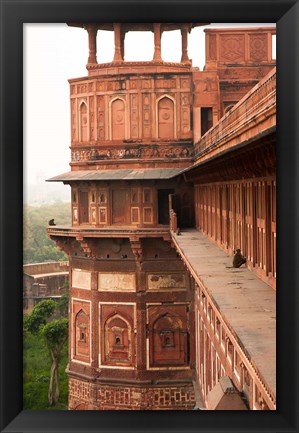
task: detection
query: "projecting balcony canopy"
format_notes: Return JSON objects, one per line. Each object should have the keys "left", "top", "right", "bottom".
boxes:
{"left": 47, "top": 168, "right": 185, "bottom": 183}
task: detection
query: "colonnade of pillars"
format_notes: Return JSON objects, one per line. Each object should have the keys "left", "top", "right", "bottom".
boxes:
{"left": 85, "top": 23, "right": 191, "bottom": 64}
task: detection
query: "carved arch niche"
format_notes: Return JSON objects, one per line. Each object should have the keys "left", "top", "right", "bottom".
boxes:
{"left": 157, "top": 96, "right": 175, "bottom": 139}
{"left": 79, "top": 100, "right": 88, "bottom": 142}
{"left": 110, "top": 97, "right": 126, "bottom": 140}
{"left": 74, "top": 308, "right": 90, "bottom": 362}
{"left": 148, "top": 305, "right": 189, "bottom": 367}
{"left": 103, "top": 313, "right": 134, "bottom": 366}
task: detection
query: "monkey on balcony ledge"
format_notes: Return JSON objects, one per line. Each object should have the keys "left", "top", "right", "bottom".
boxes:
{"left": 233, "top": 249, "right": 246, "bottom": 268}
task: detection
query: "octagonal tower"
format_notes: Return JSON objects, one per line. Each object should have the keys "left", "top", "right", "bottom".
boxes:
{"left": 48, "top": 22, "right": 205, "bottom": 410}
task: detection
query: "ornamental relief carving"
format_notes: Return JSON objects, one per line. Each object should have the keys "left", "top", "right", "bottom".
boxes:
{"left": 97, "top": 81, "right": 105, "bottom": 91}
{"left": 71, "top": 145, "right": 192, "bottom": 162}
{"left": 208, "top": 34, "right": 217, "bottom": 60}
{"left": 77, "top": 83, "right": 89, "bottom": 94}
{"left": 220, "top": 35, "right": 245, "bottom": 62}
{"left": 155, "top": 79, "right": 176, "bottom": 89}
{"left": 249, "top": 34, "right": 268, "bottom": 61}
{"left": 147, "top": 273, "right": 186, "bottom": 291}
{"left": 181, "top": 94, "right": 190, "bottom": 105}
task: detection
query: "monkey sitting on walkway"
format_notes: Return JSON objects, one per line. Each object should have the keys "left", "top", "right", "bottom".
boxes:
{"left": 48, "top": 218, "right": 56, "bottom": 226}
{"left": 233, "top": 249, "right": 246, "bottom": 268}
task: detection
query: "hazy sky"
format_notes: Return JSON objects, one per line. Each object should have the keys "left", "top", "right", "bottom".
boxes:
{"left": 23, "top": 23, "right": 275, "bottom": 189}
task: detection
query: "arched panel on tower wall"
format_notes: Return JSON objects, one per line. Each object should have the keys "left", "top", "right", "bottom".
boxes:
{"left": 156, "top": 95, "right": 176, "bottom": 140}
{"left": 75, "top": 309, "right": 90, "bottom": 360}
{"left": 99, "top": 303, "right": 136, "bottom": 369}
{"left": 79, "top": 99, "right": 88, "bottom": 142}
{"left": 104, "top": 314, "right": 133, "bottom": 365}
{"left": 109, "top": 97, "right": 127, "bottom": 140}
{"left": 146, "top": 304, "right": 190, "bottom": 370}
{"left": 71, "top": 299, "right": 91, "bottom": 365}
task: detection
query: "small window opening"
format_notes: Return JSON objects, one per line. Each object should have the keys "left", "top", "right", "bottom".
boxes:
{"left": 79, "top": 326, "right": 86, "bottom": 342}
{"left": 164, "top": 336, "right": 171, "bottom": 346}
{"left": 161, "top": 331, "right": 175, "bottom": 348}
{"left": 201, "top": 107, "right": 213, "bottom": 136}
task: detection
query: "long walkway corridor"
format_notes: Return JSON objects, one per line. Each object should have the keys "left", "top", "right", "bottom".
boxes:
{"left": 171, "top": 229, "right": 276, "bottom": 401}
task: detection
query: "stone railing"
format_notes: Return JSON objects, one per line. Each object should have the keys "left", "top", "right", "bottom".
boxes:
{"left": 194, "top": 68, "right": 276, "bottom": 160}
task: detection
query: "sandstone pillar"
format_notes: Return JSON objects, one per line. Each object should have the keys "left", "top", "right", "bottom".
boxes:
{"left": 86, "top": 25, "right": 98, "bottom": 64}
{"left": 120, "top": 31, "right": 126, "bottom": 61}
{"left": 153, "top": 23, "right": 162, "bottom": 61}
{"left": 113, "top": 23, "right": 123, "bottom": 62}
{"left": 181, "top": 25, "right": 190, "bottom": 63}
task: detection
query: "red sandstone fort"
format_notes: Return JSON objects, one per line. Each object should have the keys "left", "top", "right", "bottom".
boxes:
{"left": 47, "top": 23, "right": 276, "bottom": 410}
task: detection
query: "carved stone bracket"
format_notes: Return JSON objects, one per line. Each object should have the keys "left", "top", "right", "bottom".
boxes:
{"left": 49, "top": 236, "right": 73, "bottom": 256}
{"left": 129, "top": 237, "right": 143, "bottom": 263}
{"left": 76, "top": 237, "right": 96, "bottom": 258}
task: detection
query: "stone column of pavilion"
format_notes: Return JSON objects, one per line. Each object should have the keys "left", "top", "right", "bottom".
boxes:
{"left": 180, "top": 24, "right": 191, "bottom": 63}
{"left": 113, "top": 23, "right": 123, "bottom": 62}
{"left": 85, "top": 24, "right": 98, "bottom": 64}
{"left": 82, "top": 22, "right": 202, "bottom": 66}
{"left": 153, "top": 23, "right": 162, "bottom": 61}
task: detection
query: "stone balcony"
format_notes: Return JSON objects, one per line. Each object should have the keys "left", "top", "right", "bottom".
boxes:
{"left": 47, "top": 225, "right": 171, "bottom": 239}
{"left": 194, "top": 67, "right": 276, "bottom": 163}
{"left": 47, "top": 225, "right": 172, "bottom": 262}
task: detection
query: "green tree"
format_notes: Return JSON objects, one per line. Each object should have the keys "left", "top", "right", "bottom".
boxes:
{"left": 57, "top": 281, "right": 69, "bottom": 317}
{"left": 24, "top": 299, "right": 68, "bottom": 405}
{"left": 23, "top": 202, "right": 71, "bottom": 264}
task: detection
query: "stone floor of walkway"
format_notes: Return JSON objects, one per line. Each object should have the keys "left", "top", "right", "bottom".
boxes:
{"left": 171, "top": 228, "right": 276, "bottom": 399}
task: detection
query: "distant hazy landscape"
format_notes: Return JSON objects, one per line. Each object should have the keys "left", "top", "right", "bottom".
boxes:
{"left": 24, "top": 178, "right": 70, "bottom": 207}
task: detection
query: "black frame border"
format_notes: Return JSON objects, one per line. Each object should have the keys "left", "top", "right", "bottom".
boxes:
{"left": 0, "top": 0, "right": 298, "bottom": 432}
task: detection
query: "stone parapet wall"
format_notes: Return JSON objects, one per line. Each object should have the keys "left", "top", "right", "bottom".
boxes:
{"left": 23, "top": 261, "right": 69, "bottom": 313}
{"left": 23, "top": 261, "right": 69, "bottom": 276}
